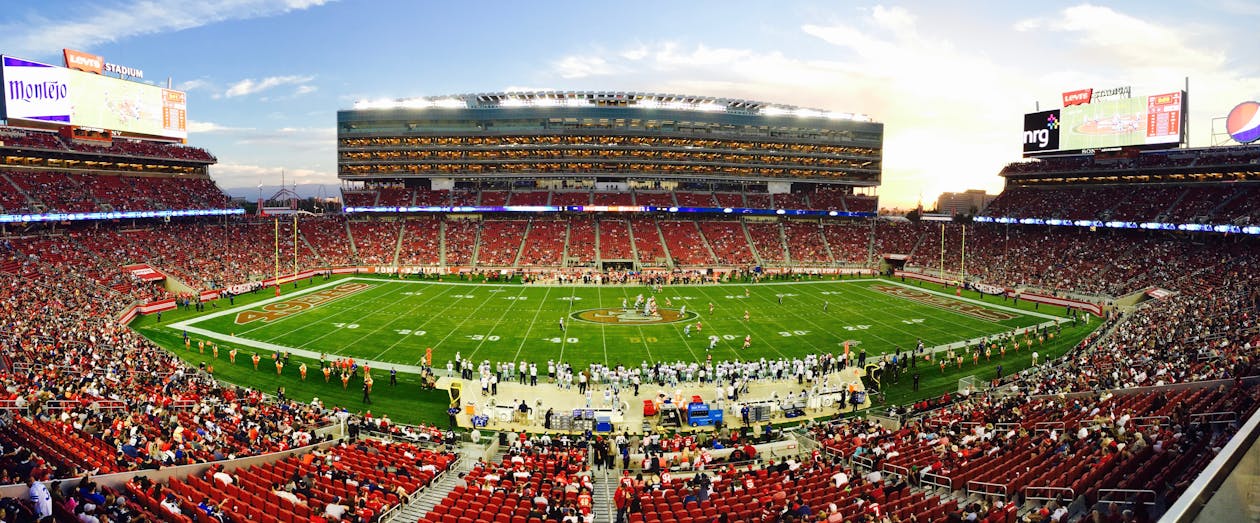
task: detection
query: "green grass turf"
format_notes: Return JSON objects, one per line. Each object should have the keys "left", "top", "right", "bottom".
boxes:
{"left": 131, "top": 274, "right": 1099, "bottom": 426}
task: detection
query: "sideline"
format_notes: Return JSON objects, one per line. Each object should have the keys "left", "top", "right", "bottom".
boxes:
{"left": 161, "top": 276, "right": 1068, "bottom": 377}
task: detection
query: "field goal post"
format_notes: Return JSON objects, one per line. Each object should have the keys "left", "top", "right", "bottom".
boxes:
{"left": 958, "top": 375, "right": 980, "bottom": 395}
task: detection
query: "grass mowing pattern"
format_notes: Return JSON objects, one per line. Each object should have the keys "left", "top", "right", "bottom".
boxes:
{"left": 133, "top": 275, "right": 1098, "bottom": 426}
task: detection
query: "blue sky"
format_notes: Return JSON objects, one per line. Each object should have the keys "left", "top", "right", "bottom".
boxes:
{"left": 3, "top": 0, "right": 1259, "bottom": 208}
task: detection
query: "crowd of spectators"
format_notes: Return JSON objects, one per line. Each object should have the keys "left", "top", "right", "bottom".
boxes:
{"left": 0, "top": 127, "right": 215, "bottom": 162}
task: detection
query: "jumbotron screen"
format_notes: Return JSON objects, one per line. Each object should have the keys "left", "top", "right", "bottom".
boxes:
{"left": 0, "top": 55, "right": 187, "bottom": 139}
{"left": 1023, "top": 90, "right": 1183, "bottom": 155}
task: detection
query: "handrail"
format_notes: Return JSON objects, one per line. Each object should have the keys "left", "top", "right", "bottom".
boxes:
{"left": 921, "top": 471, "right": 951, "bottom": 491}
{"left": 1024, "top": 485, "right": 1074, "bottom": 502}
{"left": 1163, "top": 400, "right": 1260, "bottom": 522}
{"left": 966, "top": 480, "right": 1008, "bottom": 498}
{"left": 1097, "top": 488, "right": 1157, "bottom": 506}
{"left": 1189, "top": 411, "right": 1237, "bottom": 426}
{"left": 881, "top": 462, "right": 910, "bottom": 478}
{"left": 1034, "top": 421, "right": 1064, "bottom": 432}
{"left": 378, "top": 456, "right": 460, "bottom": 523}
{"left": 1129, "top": 415, "right": 1170, "bottom": 430}
{"left": 851, "top": 454, "right": 875, "bottom": 472}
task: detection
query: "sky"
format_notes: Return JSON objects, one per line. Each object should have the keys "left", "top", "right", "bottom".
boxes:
{"left": 3, "top": 0, "right": 1260, "bottom": 209}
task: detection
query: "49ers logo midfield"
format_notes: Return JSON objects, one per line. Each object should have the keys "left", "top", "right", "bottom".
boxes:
{"left": 572, "top": 308, "right": 698, "bottom": 325}
{"left": 234, "top": 282, "right": 374, "bottom": 324}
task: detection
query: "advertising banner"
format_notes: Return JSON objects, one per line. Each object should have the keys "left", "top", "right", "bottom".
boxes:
{"left": 1, "top": 55, "right": 186, "bottom": 139}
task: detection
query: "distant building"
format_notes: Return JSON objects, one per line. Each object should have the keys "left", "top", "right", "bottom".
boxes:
{"left": 936, "top": 189, "right": 995, "bottom": 216}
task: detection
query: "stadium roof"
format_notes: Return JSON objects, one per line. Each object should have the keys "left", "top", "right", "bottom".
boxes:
{"left": 351, "top": 91, "right": 874, "bottom": 123}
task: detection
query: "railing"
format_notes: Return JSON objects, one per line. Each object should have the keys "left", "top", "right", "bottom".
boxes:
{"left": 170, "top": 400, "right": 198, "bottom": 410}
{"left": 882, "top": 462, "right": 911, "bottom": 478}
{"left": 851, "top": 454, "right": 875, "bottom": 472}
{"left": 1130, "top": 415, "right": 1170, "bottom": 431}
{"left": 1190, "top": 411, "right": 1237, "bottom": 426}
{"left": 921, "top": 471, "right": 952, "bottom": 491}
{"left": 93, "top": 399, "right": 127, "bottom": 411}
{"left": 377, "top": 456, "right": 461, "bottom": 523}
{"left": 1024, "top": 486, "right": 1074, "bottom": 503}
{"left": 1033, "top": 421, "right": 1064, "bottom": 433}
{"left": 1097, "top": 488, "right": 1157, "bottom": 506}
{"left": 966, "top": 480, "right": 1008, "bottom": 499}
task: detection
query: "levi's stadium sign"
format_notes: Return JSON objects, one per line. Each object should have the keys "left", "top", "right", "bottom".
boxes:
{"left": 63, "top": 48, "right": 143, "bottom": 79}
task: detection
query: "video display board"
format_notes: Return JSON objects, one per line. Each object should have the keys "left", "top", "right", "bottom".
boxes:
{"left": 1022, "top": 90, "right": 1183, "bottom": 155}
{"left": 1, "top": 55, "right": 186, "bottom": 139}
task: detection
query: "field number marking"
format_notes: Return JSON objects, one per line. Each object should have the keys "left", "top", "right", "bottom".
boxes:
{"left": 331, "top": 323, "right": 360, "bottom": 329}
{"left": 843, "top": 325, "right": 871, "bottom": 331}
{"left": 778, "top": 330, "right": 811, "bottom": 337}
{"left": 468, "top": 334, "right": 500, "bottom": 341}
{"left": 394, "top": 329, "right": 428, "bottom": 336}
{"left": 545, "top": 337, "right": 579, "bottom": 343}
{"left": 901, "top": 318, "right": 926, "bottom": 324}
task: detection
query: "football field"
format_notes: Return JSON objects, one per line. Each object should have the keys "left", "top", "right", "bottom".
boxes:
{"left": 168, "top": 275, "right": 1060, "bottom": 370}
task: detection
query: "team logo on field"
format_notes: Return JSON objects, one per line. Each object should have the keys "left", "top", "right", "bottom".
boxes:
{"left": 871, "top": 285, "right": 1017, "bottom": 321}
{"left": 571, "top": 308, "right": 699, "bottom": 325}
{"left": 234, "top": 282, "right": 375, "bottom": 324}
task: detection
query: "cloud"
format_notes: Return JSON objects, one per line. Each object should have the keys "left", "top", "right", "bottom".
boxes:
{"left": 186, "top": 120, "right": 255, "bottom": 133}
{"left": 209, "top": 163, "right": 337, "bottom": 189}
{"left": 1015, "top": 4, "right": 1224, "bottom": 70}
{"left": 540, "top": 7, "right": 1025, "bottom": 208}
{"left": 0, "top": 0, "right": 335, "bottom": 59}
{"left": 225, "top": 75, "right": 316, "bottom": 98}
{"left": 552, "top": 55, "right": 619, "bottom": 79}
{"left": 175, "top": 79, "right": 212, "bottom": 92}
{"left": 294, "top": 85, "right": 317, "bottom": 96}
{"left": 232, "top": 126, "right": 336, "bottom": 152}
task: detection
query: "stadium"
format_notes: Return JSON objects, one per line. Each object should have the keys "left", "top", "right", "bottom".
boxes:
{"left": 0, "top": 47, "right": 1256, "bottom": 523}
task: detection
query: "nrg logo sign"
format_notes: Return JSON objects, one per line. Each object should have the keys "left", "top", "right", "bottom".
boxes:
{"left": 1022, "top": 110, "right": 1061, "bottom": 153}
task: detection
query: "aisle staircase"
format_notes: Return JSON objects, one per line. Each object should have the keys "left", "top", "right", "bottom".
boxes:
{"left": 387, "top": 445, "right": 480, "bottom": 523}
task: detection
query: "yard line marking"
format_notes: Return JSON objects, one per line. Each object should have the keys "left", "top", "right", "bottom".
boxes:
{"left": 368, "top": 285, "right": 466, "bottom": 361}
{"left": 510, "top": 286, "right": 553, "bottom": 364}
{"left": 281, "top": 283, "right": 422, "bottom": 350}
{"left": 558, "top": 286, "right": 580, "bottom": 364}
{"left": 428, "top": 284, "right": 515, "bottom": 357}
{"left": 689, "top": 285, "right": 793, "bottom": 360}
{"left": 467, "top": 286, "right": 533, "bottom": 360}
{"left": 258, "top": 283, "right": 420, "bottom": 342}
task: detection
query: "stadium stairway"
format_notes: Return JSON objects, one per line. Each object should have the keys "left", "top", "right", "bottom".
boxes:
{"left": 818, "top": 221, "right": 839, "bottom": 264}
{"left": 652, "top": 219, "right": 673, "bottom": 268}
{"left": 740, "top": 220, "right": 766, "bottom": 267}
{"left": 299, "top": 232, "right": 325, "bottom": 267}
{"left": 695, "top": 221, "right": 719, "bottom": 264}
{"left": 626, "top": 218, "right": 641, "bottom": 266}
{"left": 776, "top": 221, "right": 792, "bottom": 265}
{"left": 393, "top": 222, "right": 407, "bottom": 267}
{"left": 345, "top": 219, "right": 358, "bottom": 258}
{"left": 594, "top": 218, "right": 602, "bottom": 266}
{"left": 591, "top": 470, "right": 613, "bottom": 523}
{"left": 0, "top": 172, "right": 38, "bottom": 211}
{"left": 439, "top": 221, "right": 447, "bottom": 266}
{"left": 512, "top": 219, "right": 532, "bottom": 267}
{"left": 388, "top": 447, "right": 478, "bottom": 523}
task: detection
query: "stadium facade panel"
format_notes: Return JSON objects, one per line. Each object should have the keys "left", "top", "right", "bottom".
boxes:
{"left": 337, "top": 91, "right": 882, "bottom": 186}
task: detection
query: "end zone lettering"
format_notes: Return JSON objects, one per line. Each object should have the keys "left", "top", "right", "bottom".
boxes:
{"left": 234, "top": 282, "right": 374, "bottom": 324}
{"left": 871, "top": 284, "right": 1017, "bottom": 321}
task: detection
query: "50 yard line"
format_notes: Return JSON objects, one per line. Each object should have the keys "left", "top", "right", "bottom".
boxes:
{"left": 510, "top": 286, "right": 553, "bottom": 364}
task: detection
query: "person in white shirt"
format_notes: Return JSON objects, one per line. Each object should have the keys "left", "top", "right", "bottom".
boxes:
{"left": 28, "top": 477, "right": 52, "bottom": 521}
{"left": 160, "top": 493, "right": 182, "bottom": 515}
{"left": 831, "top": 470, "right": 849, "bottom": 488}
{"left": 323, "top": 497, "right": 348, "bottom": 520}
